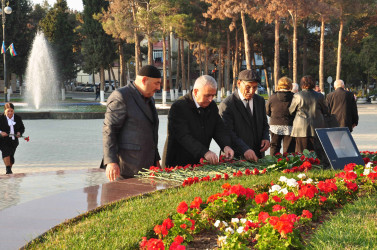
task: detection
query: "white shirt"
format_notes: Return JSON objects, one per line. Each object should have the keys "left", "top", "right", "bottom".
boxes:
{"left": 238, "top": 89, "right": 253, "bottom": 115}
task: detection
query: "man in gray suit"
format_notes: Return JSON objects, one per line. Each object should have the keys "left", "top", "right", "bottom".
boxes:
{"left": 103, "top": 65, "right": 161, "bottom": 181}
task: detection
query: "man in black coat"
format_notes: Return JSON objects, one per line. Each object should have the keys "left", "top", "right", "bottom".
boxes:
{"left": 162, "top": 75, "right": 234, "bottom": 167}
{"left": 219, "top": 69, "right": 270, "bottom": 161}
{"left": 326, "top": 79, "right": 358, "bottom": 132}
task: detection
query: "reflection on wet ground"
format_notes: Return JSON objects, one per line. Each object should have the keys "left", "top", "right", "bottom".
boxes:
{"left": 0, "top": 170, "right": 178, "bottom": 249}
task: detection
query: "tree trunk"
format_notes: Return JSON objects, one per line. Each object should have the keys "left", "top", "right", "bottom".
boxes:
{"left": 119, "top": 41, "right": 125, "bottom": 87}
{"left": 187, "top": 42, "right": 191, "bottom": 90}
{"left": 110, "top": 65, "right": 116, "bottom": 89}
{"left": 288, "top": 33, "right": 292, "bottom": 78}
{"left": 198, "top": 43, "right": 202, "bottom": 75}
{"left": 319, "top": 16, "right": 325, "bottom": 93}
{"left": 176, "top": 39, "right": 180, "bottom": 97}
{"left": 250, "top": 38, "right": 256, "bottom": 70}
{"left": 291, "top": 10, "right": 298, "bottom": 84}
{"left": 147, "top": 35, "right": 153, "bottom": 65}
{"left": 274, "top": 18, "right": 280, "bottom": 91}
{"left": 232, "top": 27, "right": 239, "bottom": 93}
{"left": 217, "top": 47, "right": 222, "bottom": 102}
{"left": 180, "top": 39, "right": 186, "bottom": 94}
{"left": 302, "top": 20, "right": 308, "bottom": 76}
{"left": 205, "top": 47, "right": 209, "bottom": 75}
{"left": 226, "top": 29, "right": 231, "bottom": 96}
{"left": 100, "top": 66, "right": 105, "bottom": 102}
{"left": 168, "top": 29, "right": 174, "bottom": 101}
{"left": 261, "top": 53, "right": 271, "bottom": 97}
{"left": 108, "top": 66, "right": 112, "bottom": 86}
{"left": 162, "top": 35, "right": 167, "bottom": 104}
{"left": 241, "top": 11, "right": 251, "bottom": 70}
{"left": 336, "top": 17, "right": 343, "bottom": 80}
{"left": 132, "top": 4, "right": 140, "bottom": 75}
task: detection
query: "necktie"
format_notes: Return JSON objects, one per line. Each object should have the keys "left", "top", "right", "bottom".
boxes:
{"left": 246, "top": 100, "right": 252, "bottom": 116}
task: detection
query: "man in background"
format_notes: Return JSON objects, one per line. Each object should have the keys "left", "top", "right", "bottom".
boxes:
{"left": 326, "top": 79, "right": 358, "bottom": 132}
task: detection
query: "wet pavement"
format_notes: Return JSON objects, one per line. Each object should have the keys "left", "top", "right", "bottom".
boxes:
{"left": 0, "top": 103, "right": 376, "bottom": 249}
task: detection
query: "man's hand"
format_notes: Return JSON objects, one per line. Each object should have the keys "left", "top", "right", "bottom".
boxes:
{"left": 204, "top": 150, "right": 219, "bottom": 165}
{"left": 352, "top": 124, "right": 357, "bottom": 129}
{"left": 106, "top": 163, "right": 120, "bottom": 182}
{"left": 260, "top": 140, "right": 270, "bottom": 152}
{"left": 16, "top": 132, "right": 21, "bottom": 138}
{"left": 244, "top": 149, "right": 258, "bottom": 162}
{"left": 0, "top": 131, "right": 8, "bottom": 137}
{"left": 223, "top": 146, "right": 234, "bottom": 160}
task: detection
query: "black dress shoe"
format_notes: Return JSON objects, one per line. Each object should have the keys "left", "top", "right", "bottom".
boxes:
{"left": 6, "top": 166, "right": 12, "bottom": 174}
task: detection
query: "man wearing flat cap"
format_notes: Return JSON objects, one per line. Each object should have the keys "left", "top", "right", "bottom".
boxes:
{"left": 103, "top": 65, "right": 162, "bottom": 181}
{"left": 219, "top": 69, "right": 270, "bottom": 161}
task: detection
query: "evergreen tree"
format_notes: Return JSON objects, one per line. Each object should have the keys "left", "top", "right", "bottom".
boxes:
{"left": 39, "top": 0, "right": 77, "bottom": 84}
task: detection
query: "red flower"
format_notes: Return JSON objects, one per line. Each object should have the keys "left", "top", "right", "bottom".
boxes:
{"left": 140, "top": 238, "right": 165, "bottom": 250}
{"left": 186, "top": 218, "right": 195, "bottom": 230}
{"left": 274, "top": 220, "right": 294, "bottom": 235}
{"left": 173, "top": 235, "right": 184, "bottom": 244}
{"left": 154, "top": 224, "right": 168, "bottom": 237}
{"left": 180, "top": 224, "right": 187, "bottom": 229}
{"left": 272, "top": 196, "right": 281, "bottom": 203}
{"left": 258, "top": 211, "right": 270, "bottom": 222}
{"left": 344, "top": 163, "right": 356, "bottom": 172}
{"left": 363, "top": 157, "right": 370, "bottom": 164}
{"left": 245, "top": 169, "right": 251, "bottom": 175}
{"left": 24, "top": 136, "right": 30, "bottom": 142}
{"left": 301, "top": 210, "right": 313, "bottom": 219}
{"left": 268, "top": 216, "right": 279, "bottom": 226}
{"left": 277, "top": 158, "right": 283, "bottom": 162}
{"left": 272, "top": 204, "right": 285, "bottom": 212}
{"left": 253, "top": 168, "right": 260, "bottom": 175}
{"left": 285, "top": 192, "right": 298, "bottom": 203}
{"left": 298, "top": 184, "right": 319, "bottom": 199}
{"left": 162, "top": 218, "right": 174, "bottom": 230}
{"left": 319, "top": 196, "right": 327, "bottom": 202}
{"left": 190, "top": 197, "right": 203, "bottom": 209}
{"left": 177, "top": 201, "right": 188, "bottom": 214}
{"left": 345, "top": 181, "right": 358, "bottom": 192}
{"left": 255, "top": 192, "right": 269, "bottom": 204}
{"left": 223, "top": 173, "right": 229, "bottom": 180}
{"left": 344, "top": 171, "right": 357, "bottom": 181}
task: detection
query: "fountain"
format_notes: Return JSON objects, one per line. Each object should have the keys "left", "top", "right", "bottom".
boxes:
{"left": 25, "top": 31, "right": 59, "bottom": 110}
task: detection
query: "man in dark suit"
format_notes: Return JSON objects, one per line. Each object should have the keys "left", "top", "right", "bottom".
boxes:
{"left": 103, "top": 65, "right": 161, "bottom": 181}
{"left": 326, "top": 79, "right": 358, "bottom": 132}
{"left": 162, "top": 75, "right": 234, "bottom": 167}
{"left": 219, "top": 69, "right": 270, "bottom": 161}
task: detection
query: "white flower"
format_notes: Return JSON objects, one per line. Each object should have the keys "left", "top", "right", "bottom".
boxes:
{"left": 231, "top": 218, "right": 239, "bottom": 224}
{"left": 364, "top": 162, "right": 373, "bottom": 175}
{"left": 240, "top": 218, "right": 247, "bottom": 224}
{"left": 237, "top": 226, "right": 245, "bottom": 234}
{"left": 218, "top": 236, "right": 228, "bottom": 246}
{"left": 286, "top": 178, "right": 298, "bottom": 187}
{"left": 225, "top": 227, "right": 234, "bottom": 234}
{"left": 279, "top": 188, "right": 289, "bottom": 195}
{"left": 269, "top": 184, "right": 282, "bottom": 193}
{"left": 303, "top": 178, "right": 313, "bottom": 184}
{"left": 297, "top": 173, "right": 306, "bottom": 179}
{"left": 214, "top": 220, "right": 221, "bottom": 228}
{"left": 279, "top": 176, "right": 288, "bottom": 183}
{"left": 222, "top": 221, "right": 228, "bottom": 227}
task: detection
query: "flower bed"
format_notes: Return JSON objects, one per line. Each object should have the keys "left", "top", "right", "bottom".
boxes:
{"left": 140, "top": 161, "right": 377, "bottom": 249}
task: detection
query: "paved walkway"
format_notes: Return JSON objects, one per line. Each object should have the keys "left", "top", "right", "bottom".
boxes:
{"left": 0, "top": 103, "right": 376, "bottom": 249}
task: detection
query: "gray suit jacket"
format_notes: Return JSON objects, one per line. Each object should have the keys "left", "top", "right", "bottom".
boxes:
{"left": 102, "top": 82, "right": 159, "bottom": 178}
{"left": 289, "top": 89, "right": 329, "bottom": 137}
{"left": 219, "top": 91, "right": 269, "bottom": 159}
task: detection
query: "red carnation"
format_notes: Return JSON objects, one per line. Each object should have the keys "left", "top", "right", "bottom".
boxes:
{"left": 177, "top": 201, "right": 188, "bottom": 214}
{"left": 255, "top": 192, "right": 269, "bottom": 204}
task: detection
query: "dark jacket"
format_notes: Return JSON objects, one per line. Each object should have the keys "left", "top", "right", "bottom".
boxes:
{"left": 102, "top": 82, "right": 159, "bottom": 178}
{"left": 162, "top": 92, "right": 231, "bottom": 167}
{"left": 266, "top": 91, "right": 295, "bottom": 126}
{"left": 289, "top": 89, "right": 329, "bottom": 137}
{"left": 326, "top": 88, "right": 358, "bottom": 132}
{"left": 219, "top": 91, "right": 270, "bottom": 158}
{"left": 0, "top": 114, "right": 25, "bottom": 147}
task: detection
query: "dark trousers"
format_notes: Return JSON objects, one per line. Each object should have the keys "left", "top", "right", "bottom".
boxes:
{"left": 270, "top": 132, "right": 295, "bottom": 156}
{"left": 295, "top": 136, "right": 330, "bottom": 168}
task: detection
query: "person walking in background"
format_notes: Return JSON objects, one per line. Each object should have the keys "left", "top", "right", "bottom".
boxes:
{"left": 266, "top": 77, "right": 295, "bottom": 156}
{"left": 95, "top": 84, "right": 100, "bottom": 101}
{"left": 162, "top": 75, "right": 234, "bottom": 167}
{"left": 102, "top": 65, "right": 161, "bottom": 181}
{"left": 289, "top": 76, "right": 330, "bottom": 167}
{"left": 326, "top": 79, "right": 358, "bottom": 132}
{"left": 219, "top": 69, "right": 270, "bottom": 162}
{"left": 0, "top": 103, "right": 25, "bottom": 174}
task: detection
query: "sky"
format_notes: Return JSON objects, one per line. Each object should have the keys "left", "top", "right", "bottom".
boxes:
{"left": 31, "top": 0, "right": 83, "bottom": 12}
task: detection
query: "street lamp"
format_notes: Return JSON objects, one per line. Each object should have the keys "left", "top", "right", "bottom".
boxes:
{"left": 1, "top": 1, "right": 12, "bottom": 102}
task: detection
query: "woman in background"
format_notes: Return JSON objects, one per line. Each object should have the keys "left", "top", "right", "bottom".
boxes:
{"left": 266, "top": 77, "right": 295, "bottom": 155}
{"left": 0, "top": 103, "right": 25, "bottom": 174}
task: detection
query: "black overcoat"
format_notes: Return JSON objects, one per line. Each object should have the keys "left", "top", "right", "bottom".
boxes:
{"left": 0, "top": 114, "right": 25, "bottom": 149}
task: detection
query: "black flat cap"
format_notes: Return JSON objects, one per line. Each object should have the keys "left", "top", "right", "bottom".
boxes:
{"left": 238, "top": 69, "right": 260, "bottom": 83}
{"left": 138, "top": 65, "right": 161, "bottom": 78}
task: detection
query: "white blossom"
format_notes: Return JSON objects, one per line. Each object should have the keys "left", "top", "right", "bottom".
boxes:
{"left": 218, "top": 236, "right": 228, "bottom": 246}
{"left": 269, "top": 184, "right": 282, "bottom": 193}
{"left": 231, "top": 218, "right": 239, "bottom": 224}
{"left": 225, "top": 227, "right": 234, "bottom": 234}
{"left": 240, "top": 218, "right": 247, "bottom": 224}
{"left": 303, "top": 178, "right": 313, "bottom": 184}
{"left": 222, "top": 221, "right": 228, "bottom": 227}
{"left": 214, "top": 220, "right": 221, "bottom": 228}
{"left": 297, "top": 173, "right": 306, "bottom": 179}
{"left": 279, "top": 176, "right": 288, "bottom": 183}
{"left": 286, "top": 178, "right": 298, "bottom": 187}
{"left": 279, "top": 188, "right": 289, "bottom": 195}
{"left": 237, "top": 227, "right": 245, "bottom": 234}
{"left": 364, "top": 162, "right": 373, "bottom": 175}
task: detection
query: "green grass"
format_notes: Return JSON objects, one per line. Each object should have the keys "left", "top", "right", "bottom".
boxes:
{"left": 307, "top": 194, "right": 377, "bottom": 250}
{"left": 25, "top": 170, "right": 336, "bottom": 249}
